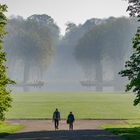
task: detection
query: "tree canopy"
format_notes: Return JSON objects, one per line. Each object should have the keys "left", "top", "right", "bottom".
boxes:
{"left": 4, "top": 14, "right": 60, "bottom": 83}
{"left": 75, "top": 17, "right": 136, "bottom": 81}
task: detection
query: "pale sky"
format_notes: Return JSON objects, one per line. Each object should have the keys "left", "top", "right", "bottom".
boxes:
{"left": 1, "top": 0, "right": 128, "bottom": 34}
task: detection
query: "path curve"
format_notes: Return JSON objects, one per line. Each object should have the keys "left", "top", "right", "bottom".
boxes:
{"left": 4, "top": 120, "right": 126, "bottom": 140}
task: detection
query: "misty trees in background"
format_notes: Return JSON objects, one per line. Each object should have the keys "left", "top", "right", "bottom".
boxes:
{"left": 3, "top": 11, "right": 138, "bottom": 92}
{"left": 53, "top": 20, "right": 99, "bottom": 83}
{"left": 4, "top": 14, "right": 60, "bottom": 83}
{"left": 59, "top": 19, "right": 101, "bottom": 69}
{"left": 58, "top": 17, "right": 136, "bottom": 91}
{"left": 75, "top": 24, "right": 104, "bottom": 91}
{"left": 64, "top": 19, "right": 99, "bottom": 46}
{"left": 0, "top": 4, "right": 15, "bottom": 120}
{"left": 104, "top": 17, "right": 136, "bottom": 90}
{"left": 75, "top": 17, "right": 136, "bottom": 91}
{"left": 119, "top": 0, "right": 140, "bottom": 105}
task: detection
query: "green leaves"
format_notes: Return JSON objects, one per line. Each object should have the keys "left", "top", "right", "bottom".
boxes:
{"left": 119, "top": 30, "right": 140, "bottom": 104}
{"left": 0, "top": 4, "right": 7, "bottom": 12}
{"left": 0, "top": 4, "right": 14, "bottom": 120}
{"left": 127, "top": 0, "right": 140, "bottom": 18}
{"left": 119, "top": 0, "right": 140, "bottom": 105}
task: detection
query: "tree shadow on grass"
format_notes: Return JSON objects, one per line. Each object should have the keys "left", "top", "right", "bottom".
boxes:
{"left": 3, "top": 129, "right": 123, "bottom": 140}
{"left": 105, "top": 127, "right": 140, "bottom": 140}
{"left": 0, "top": 133, "right": 10, "bottom": 138}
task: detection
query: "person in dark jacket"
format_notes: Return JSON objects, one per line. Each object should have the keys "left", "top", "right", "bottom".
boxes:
{"left": 52, "top": 108, "right": 60, "bottom": 130}
{"left": 67, "top": 112, "right": 75, "bottom": 130}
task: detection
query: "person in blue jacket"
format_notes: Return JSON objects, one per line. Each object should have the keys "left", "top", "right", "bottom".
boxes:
{"left": 67, "top": 112, "right": 75, "bottom": 130}
{"left": 53, "top": 108, "right": 60, "bottom": 130}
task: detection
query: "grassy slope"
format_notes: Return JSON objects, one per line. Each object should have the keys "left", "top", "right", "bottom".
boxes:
{"left": 0, "top": 122, "right": 24, "bottom": 138}
{"left": 6, "top": 92, "right": 140, "bottom": 119}
{"left": 103, "top": 120, "right": 140, "bottom": 140}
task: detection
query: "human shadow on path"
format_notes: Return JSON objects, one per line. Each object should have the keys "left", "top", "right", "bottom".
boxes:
{"left": 3, "top": 129, "right": 123, "bottom": 140}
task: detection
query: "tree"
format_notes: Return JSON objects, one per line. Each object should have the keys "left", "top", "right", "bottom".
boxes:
{"left": 119, "top": 0, "right": 140, "bottom": 105}
{"left": 127, "top": 0, "right": 140, "bottom": 17}
{"left": 75, "top": 17, "right": 136, "bottom": 91}
{"left": 4, "top": 15, "right": 60, "bottom": 83}
{"left": 0, "top": 4, "right": 14, "bottom": 120}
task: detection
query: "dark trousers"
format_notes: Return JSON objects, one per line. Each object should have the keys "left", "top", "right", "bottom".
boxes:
{"left": 69, "top": 123, "right": 73, "bottom": 130}
{"left": 54, "top": 119, "right": 59, "bottom": 129}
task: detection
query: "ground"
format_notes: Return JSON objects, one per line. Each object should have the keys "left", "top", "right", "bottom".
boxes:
{"left": 4, "top": 120, "right": 126, "bottom": 140}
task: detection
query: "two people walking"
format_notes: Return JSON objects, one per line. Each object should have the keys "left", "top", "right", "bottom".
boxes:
{"left": 52, "top": 108, "right": 75, "bottom": 130}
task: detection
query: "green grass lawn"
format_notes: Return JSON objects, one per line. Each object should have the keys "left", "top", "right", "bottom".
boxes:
{"left": 6, "top": 92, "right": 140, "bottom": 120}
{"left": 0, "top": 121, "right": 24, "bottom": 138}
{"left": 103, "top": 120, "right": 140, "bottom": 140}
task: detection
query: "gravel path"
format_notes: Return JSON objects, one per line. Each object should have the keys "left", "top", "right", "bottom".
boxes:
{"left": 3, "top": 120, "right": 126, "bottom": 140}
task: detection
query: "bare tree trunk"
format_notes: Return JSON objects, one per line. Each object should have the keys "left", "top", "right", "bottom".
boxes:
{"left": 7, "top": 56, "right": 17, "bottom": 79}
{"left": 113, "top": 61, "right": 125, "bottom": 91}
{"left": 22, "top": 61, "right": 30, "bottom": 92}
{"left": 23, "top": 61, "right": 30, "bottom": 83}
{"left": 39, "top": 67, "right": 43, "bottom": 80}
{"left": 95, "top": 59, "right": 103, "bottom": 91}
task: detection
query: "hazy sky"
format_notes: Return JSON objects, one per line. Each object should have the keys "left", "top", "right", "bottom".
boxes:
{"left": 1, "top": 0, "right": 128, "bottom": 34}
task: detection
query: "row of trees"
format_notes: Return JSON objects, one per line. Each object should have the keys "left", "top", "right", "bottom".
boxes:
{"left": 4, "top": 15, "right": 137, "bottom": 92}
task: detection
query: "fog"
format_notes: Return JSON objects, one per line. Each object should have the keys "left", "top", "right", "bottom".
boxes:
{"left": 4, "top": 15, "right": 137, "bottom": 92}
